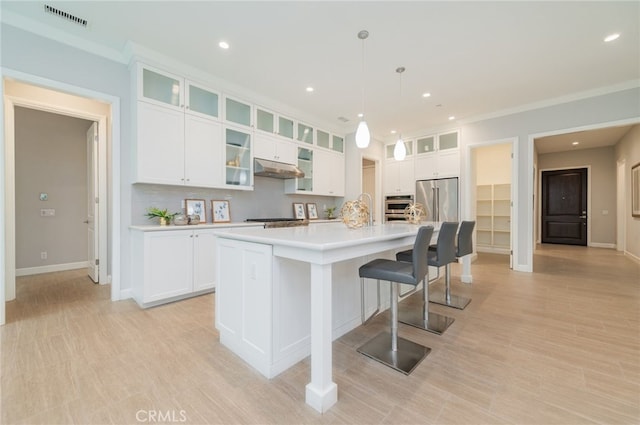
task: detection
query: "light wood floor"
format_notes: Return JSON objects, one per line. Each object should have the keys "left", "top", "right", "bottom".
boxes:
{"left": 2, "top": 245, "right": 639, "bottom": 424}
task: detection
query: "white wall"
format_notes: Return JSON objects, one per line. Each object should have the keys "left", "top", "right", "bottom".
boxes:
{"left": 615, "top": 124, "right": 640, "bottom": 261}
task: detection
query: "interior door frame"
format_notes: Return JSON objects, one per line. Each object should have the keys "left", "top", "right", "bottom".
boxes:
{"left": 1, "top": 68, "right": 121, "bottom": 326}
{"left": 464, "top": 137, "right": 518, "bottom": 271}
{"left": 539, "top": 166, "right": 590, "bottom": 246}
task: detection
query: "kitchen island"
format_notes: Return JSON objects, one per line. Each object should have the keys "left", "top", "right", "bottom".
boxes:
{"left": 214, "top": 221, "right": 444, "bottom": 413}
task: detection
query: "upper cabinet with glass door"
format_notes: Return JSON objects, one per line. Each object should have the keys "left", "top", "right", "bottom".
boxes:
{"left": 315, "top": 130, "right": 344, "bottom": 153}
{"left": 138, "top": 65, "right": 220, "bottom": 120}
{"left": 297, "top": 122, "right": 314, "bottom": 144}
{"left": 385, "top": 139, "right": 414, "bottom": 160}
{"left": 138, "top": 66, "right": 184, "bottom": 111}
{"left": 224, "top": 96, "right": 252, "bottom": 128}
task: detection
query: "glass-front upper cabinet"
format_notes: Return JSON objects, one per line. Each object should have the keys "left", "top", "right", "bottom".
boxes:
{"left": 438, "top": 131, "right": 458, "bottom": 151}
{"left": 186, "top": 82, "right": 219, "bottom": 119}
{"left": 224, "top": 126, "right": 252, "bottom": 188}
{"left": 256, "top": 107, "right": 275, "bottom": 133}
{"left": 297, "top": 123, "right": 314, "bottom": 144}
{"left": 416, "top": 135, "right": 436, "bottom": 154}
{"left": 296, "top": 147, "right": 313, "bottom": 191}
{"left": 225, "top": 96, "right": 252, "bottom": 127}
{"left": 316, "top": 129, "right": 330, "bottom": 149}
{"left": 332, "top": 135, "right": 344, "bottom": 153}
{"left": 385, "top": 140, "right": 413, "bottom": 159}
{"left": 139, "top": 66, "right": 183, "bottom": 109}
{"left": 278, "top": 116, "right": 295, "bottom": 139}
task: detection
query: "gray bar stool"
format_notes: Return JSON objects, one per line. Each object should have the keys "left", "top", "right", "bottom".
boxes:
{"left": 395, "top": 221, "right": 457, "bottom": 335}
{"left": 430, "top": 221, "right": 475, "bottom": 310}
{"left": 356, "top": 226, "right": 433, "bottom": 375}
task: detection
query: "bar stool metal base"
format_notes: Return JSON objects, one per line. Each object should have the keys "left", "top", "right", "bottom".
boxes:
{"left": 398, "top": 305, "right": 455, "bottom": 335}
{"left": 356, "top": 331, "right": 430, "bottom": 375}
{"left": 429, "top": 291, "right": 471, "bottom": 310}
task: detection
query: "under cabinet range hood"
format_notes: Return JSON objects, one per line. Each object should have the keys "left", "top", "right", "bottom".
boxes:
{"left": 253, "top": 158, "right": 305, "bottom": 179}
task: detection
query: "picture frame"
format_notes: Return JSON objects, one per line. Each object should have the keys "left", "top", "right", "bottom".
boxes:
{"left": 184, "top": 199, "right": 207, "bottom": 223}
{"left": 211, "top": 200, "right": 231, "bottom": 223}
{"left": 306, "top": 203, "right": 319, "bottom": 220}
{"left": 632, "top": 162, "right": 640, "bottom": 218}
{"left": 293, "top": 202, "right": 306, "bottom": 220}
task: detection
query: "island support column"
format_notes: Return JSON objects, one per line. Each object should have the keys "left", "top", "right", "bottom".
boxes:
{"left": 461, "top": 255, "right": 473, "bottom": 283}
{"left": 305, "top": 263, "right": 338, "bottom": 413}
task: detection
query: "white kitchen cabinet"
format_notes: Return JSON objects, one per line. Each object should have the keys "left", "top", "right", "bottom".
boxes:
{"left": 314, "top": 149, "right": 345, "bottom": 196}
{"left": 224, "top": 125, "right": 253, "bottom": 188}
{"left": 131, "top": 228, "right": 218, "bottom": 308}
{"left": 384, "top": 140, "right": 415, "bottom": 195}
{"left": 285, "top": 147, "right": 345, "bottom": 196}
{"left": 224, "top": 95, "right": 252, "bottom": 127}
{"left": 415, "top": 131, "right": 460, "bottom": 179}
{"left": 317, "top": 130, "right": 345, "bottom": 153}
{"left": 135, "top": 63, "right": 223, "bottom": 187}
{"left": 253, "top": 132, "right": 297, "bottom": 164}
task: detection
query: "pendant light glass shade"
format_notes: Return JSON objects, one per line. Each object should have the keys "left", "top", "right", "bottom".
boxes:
{"left": 355, "top": 120, "right": 370, "bottom": 148}
{"left": 393, "top": 138, "right": 406, "bottom": 161}
{"left": 355, "top": 30, "right": 370, "bottom": 149}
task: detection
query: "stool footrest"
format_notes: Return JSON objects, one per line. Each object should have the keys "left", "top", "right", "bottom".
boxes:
{"left": 429, "top": 292, "right": 471, "bottom": 310}
{"left": 357, "top": 331, "right": 430, "bottom": 375}
{"left": 398, "top": 305, "right": 455, "bottom": 335}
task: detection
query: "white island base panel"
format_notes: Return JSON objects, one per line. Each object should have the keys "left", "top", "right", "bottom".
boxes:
{"left": 214, "top": 222, "right": 447, "bottom": 413}
{"left": 216, "top": 238, "right": 392, "bottom": 379}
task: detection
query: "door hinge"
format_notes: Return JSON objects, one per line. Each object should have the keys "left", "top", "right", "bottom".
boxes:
{"left": 511, "top": 153, "right": 513, "bottom": 159}
{"left": 95, "top": 197, "right": 99, "bottom": 204}
{"left": 95, "top": 259, "right": 99, "bottom": 266}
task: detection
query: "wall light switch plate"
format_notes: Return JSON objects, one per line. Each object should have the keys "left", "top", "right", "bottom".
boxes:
{"left": 39, "top": 193, "right": 48, "bottom": 201}
{"left": 40, "top": 208, "right": 55, "bottom": 217}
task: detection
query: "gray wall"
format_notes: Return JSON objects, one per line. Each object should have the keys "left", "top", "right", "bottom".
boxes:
{"left": 538, "top": 146, "right": 617, "bottom": 245}
{"left": 15, "top": 107, "right": 93, "bottom": 269}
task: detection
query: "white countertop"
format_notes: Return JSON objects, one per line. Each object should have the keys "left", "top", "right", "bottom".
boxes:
{"left": 213, "top": 221, "right": 440, "bottom": 251}
{"left": 129, "top": 218, "right": 341, "bottom": 232}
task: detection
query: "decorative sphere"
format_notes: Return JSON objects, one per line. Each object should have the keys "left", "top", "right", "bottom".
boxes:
{"left": 404, "top": 202, "right": 426, "bottom": 224}
{"left": 340, "top": 200, "right": 370, "bottom": 229}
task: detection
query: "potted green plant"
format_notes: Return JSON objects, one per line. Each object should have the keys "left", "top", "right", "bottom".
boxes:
{"left": 324, "top": 206, "right": 337, "bottom": 220}
{"left": 145, "top": 207, "right": 178, "bottom": 226}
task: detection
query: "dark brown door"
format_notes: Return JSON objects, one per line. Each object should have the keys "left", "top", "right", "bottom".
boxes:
{"left": 542, "top": 168, "right": 587, "bottom": 245}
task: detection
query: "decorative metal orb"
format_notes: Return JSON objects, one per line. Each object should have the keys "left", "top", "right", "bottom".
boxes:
{"left": 340, "top": 200, "right": 370, "bottom": 229}
{"left": 404, "top": 202, "right": 426, "bottom": 224}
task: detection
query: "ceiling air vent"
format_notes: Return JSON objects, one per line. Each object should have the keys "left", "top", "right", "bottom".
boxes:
{"left": 44, "top": 4, "right": 88, "bottom": 27}
{"left": 337, "top": 116, "right": 350, "bottom": 123}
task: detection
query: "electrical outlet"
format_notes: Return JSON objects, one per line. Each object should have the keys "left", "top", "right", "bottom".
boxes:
{"left": 41, "top": 251, "right": 47, "bottom": 260}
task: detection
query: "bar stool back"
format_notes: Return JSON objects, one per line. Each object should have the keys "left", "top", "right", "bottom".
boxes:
{"left": 356, "top": 226, "right": 434, "bottom": 375}
{"left": 430, "top": 220, "right": 475, "bottom": 309}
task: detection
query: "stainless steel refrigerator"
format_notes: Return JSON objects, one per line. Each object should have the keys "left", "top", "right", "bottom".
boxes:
{"left": 416, "top": 177, "right": 458, "bottom": 222}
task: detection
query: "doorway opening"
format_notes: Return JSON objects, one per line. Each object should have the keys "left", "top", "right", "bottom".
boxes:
{"left": 469, "top": 141, "right": 514, "bottom": 269}
{"left": 541, "top": 168, "right": 588, "bottom": 246}
{"left": 361, "top": 157, "right": 380, "bottom": 224}
{"left": 2, "top": 75, "right": 118, "bottom": 326}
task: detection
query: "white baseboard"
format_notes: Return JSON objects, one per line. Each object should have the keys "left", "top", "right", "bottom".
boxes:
{"left": 16, "top": 261, "right": 88, "bottom": 277}
{"left": 624, "top": 250, "right": 640, "bottom": 265}
{"left": 589, "top": 242, "right": 616, "bottom": 249}
{"left": 119, "top": 288, "right": 133, "bottom": 300}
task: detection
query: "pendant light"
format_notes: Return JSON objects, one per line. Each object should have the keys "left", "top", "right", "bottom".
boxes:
{"left": 355, "top": 30, "right": 370, "bottom": 148}
{"left": 393, "top": 67, "right": 407, "bottom": 161}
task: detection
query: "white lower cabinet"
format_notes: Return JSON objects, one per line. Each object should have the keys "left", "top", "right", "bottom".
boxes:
{"left": 131, "top": 228, "right": 216, "bottom": 307}
{"left": 215, "top": 237, "right": 394, "bottom": 378}
{"left": 385, "top": 159, "right": 415, "bottom": 195}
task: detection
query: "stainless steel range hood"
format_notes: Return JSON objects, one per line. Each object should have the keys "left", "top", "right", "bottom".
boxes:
{"left": 253, "top": 158, "right": 305, "bottom": 179}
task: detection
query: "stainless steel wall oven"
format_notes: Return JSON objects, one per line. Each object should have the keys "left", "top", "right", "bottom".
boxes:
{"left": 384, "top": 195, "right": 413, "bottom": 222}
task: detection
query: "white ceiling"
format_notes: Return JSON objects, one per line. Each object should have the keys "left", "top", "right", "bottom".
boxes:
{"left": 2, "top": 1, "right": 639, "bottom": 145}
{"left": 535, "top": 124, "right": 633, "bottom": 154}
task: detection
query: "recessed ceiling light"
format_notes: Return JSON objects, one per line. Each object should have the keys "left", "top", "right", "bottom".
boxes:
{"left": 604, "top": 33, "right": 620, "bottom": 42}
{"left": 448, "top": 116, "right": 455, "bottom": 121}
{"left": 219, "top": 41, "right": 230, "bottom": 49}
{"left": 390, "top": 130, "right": 397, "bottom": 134}
{"left": 422, "top": 92, "right": 431, "bottom": 98}
{"left": 306, "top": 86, "right": 314, "bottom": 93}
{"left": 572, "top": 141, "right": 579, "bottom": 146}
{"left": 357, "top": 113, "right": 364, "bottom": 118}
